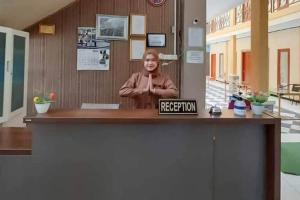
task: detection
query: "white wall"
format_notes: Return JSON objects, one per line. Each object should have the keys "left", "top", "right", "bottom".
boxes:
{"left": 2, "top": 112, "right": 26, "bottom": 127}
{"left": 209, "top": 28, "right": 300, "bottom": 89}
{"left": 269, "top": 28, "right": 300, "bottom": 90}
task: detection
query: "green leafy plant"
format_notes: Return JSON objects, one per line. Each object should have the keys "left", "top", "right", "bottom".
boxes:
{"left": 33, "top": 92, "right": 56, "bottom": 104}
{"left": 247, "top": 91, "right": 269, "bottom": 106}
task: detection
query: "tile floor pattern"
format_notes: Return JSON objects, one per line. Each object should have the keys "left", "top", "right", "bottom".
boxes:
{"left": 205, "top": 81, "right": 300, "bottom": 134}
{"left": 281, "top": 173, "right": 300, "bottom": 199}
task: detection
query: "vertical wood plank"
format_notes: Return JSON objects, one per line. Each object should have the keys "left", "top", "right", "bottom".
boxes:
{"left": 62, "top": 2, "right": 80, "bottom": 109}
{"left": 43, "top": 12, "right": 63, "bottom": 110}
{"left": 78, "top": 0, "right": 97, "bottom": 104}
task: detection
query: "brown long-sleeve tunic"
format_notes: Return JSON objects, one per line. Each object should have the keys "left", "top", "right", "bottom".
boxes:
{"left": 119, "top": 72, "right": 178, "bottom": 109}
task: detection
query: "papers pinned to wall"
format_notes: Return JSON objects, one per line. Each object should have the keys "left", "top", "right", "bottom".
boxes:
{"left": 186, "top": 50, "right": 204, "bottom": 64}
{"left": 188, "top": 27, "right": 203, "bottom": 48}
{"left": 77, "top": 27, "right": 110, "bottom": 70}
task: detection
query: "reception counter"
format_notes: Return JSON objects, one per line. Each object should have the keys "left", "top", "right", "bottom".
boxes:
{"left": 1, "top": 109, "right": 280, "bottom": 200}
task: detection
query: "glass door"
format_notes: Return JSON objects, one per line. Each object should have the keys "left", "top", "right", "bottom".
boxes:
{"left": 9, "top": 29, "right": 28, "bottom": 119}
{"left": 0, "top": 26, "right": 11, "bottom": 123}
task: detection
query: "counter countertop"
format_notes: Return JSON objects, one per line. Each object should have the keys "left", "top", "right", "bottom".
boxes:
{"left": 0, "top": 128, "right": 32, "bottom": 155}
{"left": 24, "top": 109, "right": 280, "bottom": 124}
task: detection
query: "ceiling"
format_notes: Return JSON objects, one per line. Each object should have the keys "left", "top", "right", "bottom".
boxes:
{"left": 0, "top": 0, "right": 244, "bottom": 30}
{"left": 0, "top": 0, "right": 75, "bottom": 29}
{"left": 207, "top": 0, "right": 244, "bottom": 20}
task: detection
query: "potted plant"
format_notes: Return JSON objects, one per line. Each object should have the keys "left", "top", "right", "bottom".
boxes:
{"left": 33, "top": 92, "right": 56, "bottom": 113}
{"left": 247, "top": 91, "right": 269, "bottom": 115}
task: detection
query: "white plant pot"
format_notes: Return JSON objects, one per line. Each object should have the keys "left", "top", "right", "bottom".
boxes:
{"left": 251, "top": 104, "right": 265, "bottom": 115}
{"left": 35, "top": 103, "right": 51, "bottom": 114}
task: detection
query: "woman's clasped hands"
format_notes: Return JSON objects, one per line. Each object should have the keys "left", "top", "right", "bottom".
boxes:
{"left": 141, "top": 74, "right": 156, "bottom": 95}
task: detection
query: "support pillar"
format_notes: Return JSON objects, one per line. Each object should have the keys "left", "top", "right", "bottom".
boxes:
{"left": 180, "top": 0, "right": 206, "bottom": 111}
{"left": 250, "top": 0, "right": 269, "bottom": 92}
{"left": 228, "top": 36, "right": 237, "bottom": 77}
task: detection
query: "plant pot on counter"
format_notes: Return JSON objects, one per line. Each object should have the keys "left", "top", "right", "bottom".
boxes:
{"left": 251, "top": 103, "right": 265, "bottom": 115}
{"left": 35, "top": 103, "right": 51, "bottom": 114}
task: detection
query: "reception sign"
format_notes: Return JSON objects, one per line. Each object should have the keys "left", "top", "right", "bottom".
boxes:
{"left": 159, "top": 99, "right": 198, "bottom": 115}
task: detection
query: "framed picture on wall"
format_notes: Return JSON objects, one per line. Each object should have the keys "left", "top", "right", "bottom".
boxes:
{"left": 130, "top": 38, "right": 146, "bottom": 60}
{"left": 96, "top": 14, "right": 129, "bottom": 40}
{"left": 147, "top": 33, "right": 166, "bottom": 47}
{"left": 130, "top": 14, "right": 146, "bottom": 36}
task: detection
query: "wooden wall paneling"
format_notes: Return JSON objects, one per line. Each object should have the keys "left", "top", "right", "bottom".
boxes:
{"left": 26, "top": 0, "right": 180, "bottom": 112}
{"left": 43, "top": 13, "right": 63, "bottom": 110}
{"left": 97, "top": 0, "right": 115, "bottom": 15}
{"left": 161, "top": 0, "right": 177, "bottom": 85}
{"left": 27, "top": 27, "right": 37, "bottom": 114}
{"left": 118, "top": 0, "right": 146, "bottom": 108}
{"left": 129, "top": 0, "right": 147, "bottom": 13}
{"left": 176, "top": 0, "right": 182, "bottom": 89}
{"left": 26, "top": 28, "right": 34, "bottom": 114}
{"left": 160, "top": 0, "right": 167, "bottom": 55}
{"left": 96, "top": 0, "right": 115, "bottom": 103}
{"left": 112, "top": 0, "right": 130, "bottom": 106}
{"left": 147, "top": 3, "right": 163, "bottom": 33}
{"left": 171, "top": 0, "right": 180, "bottom": 90}
{"left": 80, "top": 0, "right": 97, "bottom": 26}
{"left": 62, "top": 2, "right": 80, "bottom": 109}
{"left": 129, "top": 0, "right": 139, "bottom": 12}
{"left": 28, "top": 27, "right": 45, "bottom": 114}
{"left": 78, "top": 0, "right": 97, "bottom": 104}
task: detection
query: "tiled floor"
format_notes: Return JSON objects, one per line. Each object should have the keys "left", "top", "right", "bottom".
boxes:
{"left": 206, "top": 80, "right": 300, "bottom": 133}
{"left": 282, "top": 173, "right": 300, "bottom": 199}
{"left": 205, "top": 80, "right": 300, "bottom": 200}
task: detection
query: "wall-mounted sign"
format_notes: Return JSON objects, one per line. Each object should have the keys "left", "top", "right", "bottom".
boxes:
{"left": 159, "top": 99, "right": 198, "bottom": 115}
{"left": 148, "top": 0, "right": 166, "bottom": 7}
{"left": 39, "top": 24, "right": 55, "bottom": 34}
{"left": 188, "top": 27, "right": 203, "bottom": 47}
{"left": 147, "top": 33, "right": 166, "bottom": 47}
{"left": 186, "top": 50, "right": 204, "bottom": 64}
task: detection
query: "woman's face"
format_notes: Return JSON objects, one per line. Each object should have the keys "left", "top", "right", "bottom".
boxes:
{"left": 144, "top": 54, "right": 158, "bottom": 72}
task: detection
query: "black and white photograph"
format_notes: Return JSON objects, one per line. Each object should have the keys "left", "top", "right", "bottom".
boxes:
{"left": 77, "top": 27, "right": 110, "bottom": 70}
{"left": 96, "top": 14, "right": 128, "bottom": 40}
{"left": 77, "top": 27, "right": 97, "bottom": 48}
{"left": 98, "top": 41, "right": 110, "bottom": 68}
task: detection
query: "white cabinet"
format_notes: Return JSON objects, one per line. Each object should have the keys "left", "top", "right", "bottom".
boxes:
{"left": 0, "top": 26, "right": 29, "bottom": 124}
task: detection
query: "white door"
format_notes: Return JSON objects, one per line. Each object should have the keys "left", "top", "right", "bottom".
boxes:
{"left": 8, "top": 29, "right": 29, "bottom": 120}
{"left": 0, "top": 26, "right": 11, "bottom": 123}
{"left": 0, "top": 26, "right": 28, "bottom": 124}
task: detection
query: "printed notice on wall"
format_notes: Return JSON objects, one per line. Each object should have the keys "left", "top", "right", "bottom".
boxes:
{"left": 186, "top": 50, "right": 204, "bottom": 64}
{"left": 188, "top": 27, "right": 203, "bottom": 47}
{"left": 77, "top": 27, "right": 110, "bottom": 70}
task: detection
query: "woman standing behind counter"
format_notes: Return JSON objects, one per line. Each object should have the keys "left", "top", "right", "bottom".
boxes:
{"left": 119, "top": 49, "right": 178, "bottom": 109}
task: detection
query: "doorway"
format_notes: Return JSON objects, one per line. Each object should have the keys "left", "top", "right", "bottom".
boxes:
{"left": 277, "top": 49, "right": 290, "bottom": 88}
{"left": 242, "top": 51, "right": 251, "bottom": 83}
{"left": 210, "top": 54, "right": 216, "bottom": 80}
{"left": 218, "top": 53, "right": 224, "bottom": 80}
